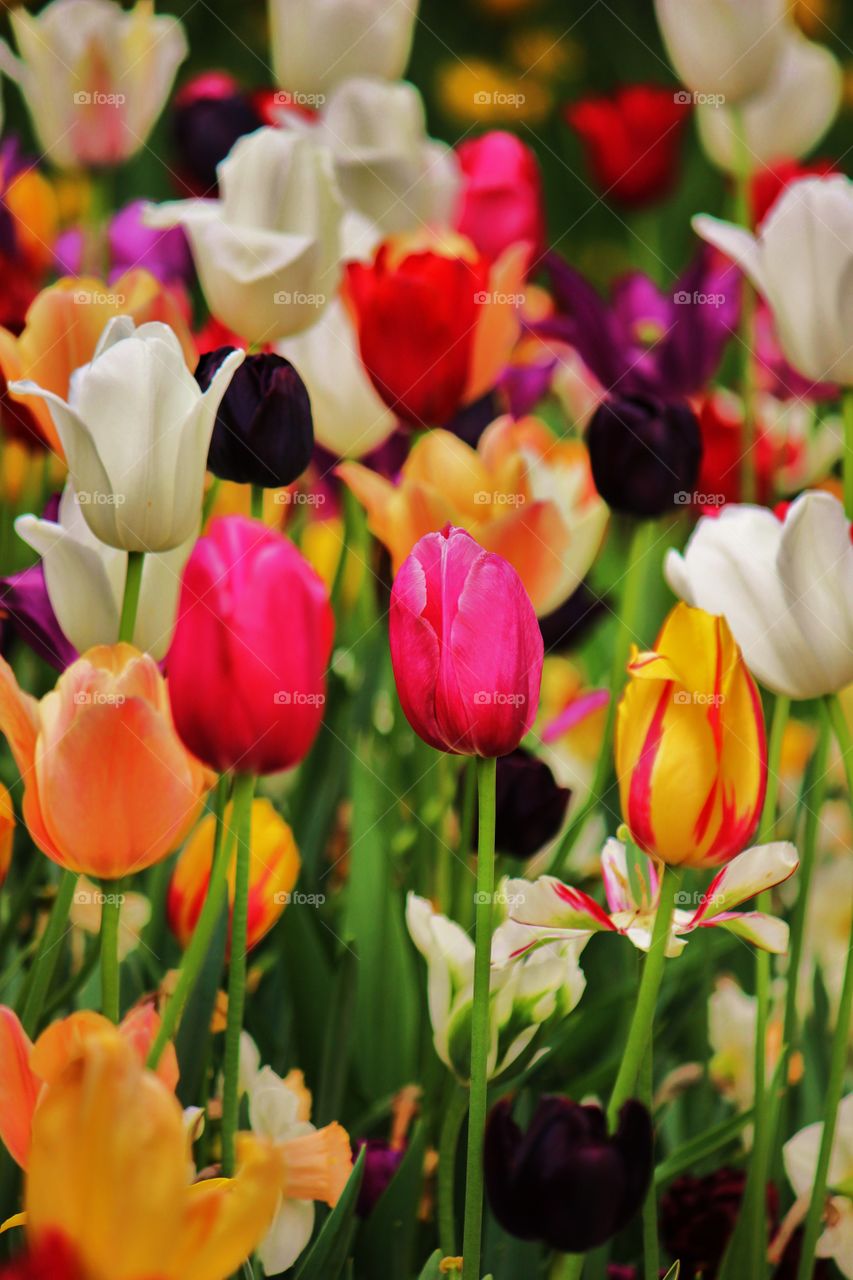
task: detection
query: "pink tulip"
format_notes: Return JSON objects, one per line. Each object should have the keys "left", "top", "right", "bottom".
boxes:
{"left": 390, "top": 527, "right": 543, "bottom": 757}
{"left": 455, "top": 131, "right": 546, "bottom": 264}
{"left": 168, "top": 517, "right": 333, "bottom": 775}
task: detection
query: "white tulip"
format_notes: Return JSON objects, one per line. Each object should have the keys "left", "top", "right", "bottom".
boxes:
{"left": 16, "top": 483, "right": 193, "bottom": 660}
{"left": 653, "top": 0, "right": 789, "bottom": 103}
{"left": 665, "top": 491, "right": 853, "bottom": 700}
{"left": 147, "top": 128, "right": 344, "bottom": 346}
{"left": 0, "top": 0, "right": 187, "bottom": 170}
{"left": 269, "top": 0, "right": 419, "bottom": 99}
{"left": 694, "top": 176, "right": 853, "bottom": 386}
{"left": 784, "top": 1095, "right": 853, "bottom": 1279}
{"left": 282, "top": 78, "right": 460, "bottom": 235}
{"left": 11, "top": 318, "right": 243, "bottom": 553}
{"left": 696, "top": 33, "right": 842, "bottom": 172}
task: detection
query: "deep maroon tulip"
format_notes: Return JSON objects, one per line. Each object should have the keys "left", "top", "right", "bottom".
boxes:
{"left": 587, "top": 394, "right": 702, "bottom": 518}
{"left": 484, "top": 1096, "right": 653, "bottom": 1253}
{"left": 168, "top": 517, "right": 333, "bottom": 775}
{"left": 171, "top": 72, "right": 264, "bottom": 196}
{"left": 660, "top": 1168, "right": 784, "bottom": 1280}
{"left": 464, "top": 747, "right": 570, "bottom": 860}
{"left": 195, "top": 348, "right": 314, "bottom": 488}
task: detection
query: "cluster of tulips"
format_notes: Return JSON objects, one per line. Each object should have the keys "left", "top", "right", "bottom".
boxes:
{"left": 0, "top": 0, "right": 849, "bottom": 1279}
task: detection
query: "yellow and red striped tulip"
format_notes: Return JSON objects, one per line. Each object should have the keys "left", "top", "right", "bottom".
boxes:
{"left": 0, "top": 644, "right": 213, "bottom": 880}
{"left": 616, "top": 603, "right": 767, "bottom": 869}
{"left": 168, "top": 798, "right": 301, "bottom": 955}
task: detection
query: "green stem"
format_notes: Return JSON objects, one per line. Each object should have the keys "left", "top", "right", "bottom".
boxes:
{"left": 607, "top": 865, "right": 679, "bottom": 1129}
{"left": 842, "top": 388, "right": 853, "bottom": 521}
{"left": 118, "top": 551, "right": 145, "bottom": 645}
{"left": 639, "top": 1038, "right": 660, "bottom": 1280}
{"left": 99, "top": 881, "right": 123, "bottom": 1022}
{"left": 796, "top": 696, "right": 853, "bottom": 1280}
{"left": 250, "top": 485, "right": 264, "bottom": 520}
{"left": 455, "top": 762, "right": 477, "bottom": 931}
{"left": 547, "top": 519, "right": 659, "bottom": 876}
{"left": 461, "top": 756, "right": 497, "bottom": 1280}
{"left": 220, "top": 772, "right": 256, "bottom": 1177}
{"left": 438, "top": 1085, "right": 469, "bottom": 1258}
{"left": 147, "top": 776, "right": 234, "bottom": 1070}
{"left": 19, "top": 869, "right": 77, "bottom": 1037}
{"left": 731, "top": 105, "right": 757, "bottom": 506}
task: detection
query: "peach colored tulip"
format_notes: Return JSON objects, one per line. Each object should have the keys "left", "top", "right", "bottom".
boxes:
{"left": 0, "top": 644, "right": 213, "bottom": 879}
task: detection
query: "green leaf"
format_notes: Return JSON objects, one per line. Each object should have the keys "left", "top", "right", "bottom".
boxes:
{"left": 663, "top": 1265, "right": 680, "bottom": 1280}
{"left": 315, "top": 942, "right": 358, "bottom": 1127}
{"left": 355, "top": 1120, "right": 428, "bottom": 1279}
{"left": 416, "top": 1252, "right": 444, "bottom": 1280}
{"left": 655, "top": 1108, "right": 753, "bottom": 1185}
{"left": 293, "top": 1147, "right": 365, "bottom": 1280}
{"left": 175, "top": 900, "right": 227, "bottom": 1107}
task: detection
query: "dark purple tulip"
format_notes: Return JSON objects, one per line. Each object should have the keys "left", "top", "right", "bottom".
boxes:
{"left": 0, "top": 562, "right": 76, "bottom": 671}
{"left": 484, "top": 1096, "right": 653, "bottom": 1253}
{"left": 353, "top": 1139, "right": 405, "bottom": 1216}
{"left": 171, "top": 72, "right": 264, "bottom": 197}
{"left": 445, "top": 391, "right": 501, "bottom": 450}
{"left": 539, "top": 583, "right": 608, "bottom": 653}
{"left": 465, "top": 748, "right": 570, "bottom": 860}
{"left": 586, "top": 394, "right": 702, "bottom": 518}
{"left": 196, "top": 348, "right": 314, "bottom": 488}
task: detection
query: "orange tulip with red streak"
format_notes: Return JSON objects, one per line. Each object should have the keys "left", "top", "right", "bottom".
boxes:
{"left": 0, "top": 644, "right": 213, "bottom": 880}
{"left": 0, "top": 269, "right": 196, "bottom": 453}
{"left": 0, "top": 1005, "right": 178, "bottom": 1169}
{"left": 168, "top": 797, "right": 301, "bottom": 955}
{"left": 338, "top": 415, "right": 607, "bottom": 616}
{"left": 616, "top": 603, "right": 767, "bottom": 869}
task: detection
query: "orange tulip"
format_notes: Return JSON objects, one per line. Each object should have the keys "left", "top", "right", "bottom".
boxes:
{"left": 616, "top": 603, "right": 767, "bottom": 869}
{"left": 0, "top": 644, "right": 213, "bottom": 879}
{"left": 168, "top": 797, "right": 301, "bottom": 954}
{"left": 0, "top": 269, "right": 196, "bottom": 453}
{"left": 339, "top": 415, "right": 607, "bottom": 616}
{"left": 0, "top": 1005, "right": 178, "bottom": 1169}
{"left": 0, "top": 781, "right": 13, "bottom": 888}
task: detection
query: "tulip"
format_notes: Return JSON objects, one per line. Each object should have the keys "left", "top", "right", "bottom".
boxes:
{"left": 171, "top": 71, "right": 265, "bottom": 197}
{"left": 390, "top": 527, "right": 543, "bottom": 757}
{"left": 586, "top": 393, "right": 702, "bottom": 517}
{"left": 750, "top": 159, "right": 838, "bottom": 229}
{"left": 784, "top": 1094, "right": 853, "bottom": 1280}
{"left": 108, "top": 200, "right": 193, "bottom": 286}
{"left": 268, "top": 0, "right": 418, "bottom": 99}
{"left": 470, "top": 747, "right": 570, "bottom": 860}
{"left": 168, "top": 797, "right": 301, "bottom": 954}
{"left": 0, "top": 644, "right": 212, "bottom": 879}
{"left": 696, "top": 33, "right": 842, "bottom": 174}
{"left": 0, "top": 782, "right": 13, "bottom": 889}
{"left": 454, "top": 130, "right": 545, "bottom": 261}
{"left": 343, "top": 232, "right": 529, "bottom": 427}
{"left": 653, "top": 0, "right": 788, "bottom": 103}
{"left": 484, "top": 1095, "right": 653, "bottom": 1252}
{"left": 565, "top": 84, "right": 692, "bottom": 209}
{"left": 0, "top": 0, "right": 188, "bottom": 171}
{"left": 660, "top": 1168, "right": 774, "bottom": 1280}
{"left": 278, "top": 298, "right": 398, "bottom": 457}
{"left": 0, "top": 270, "right": 197, "bottom": 456}
{"left": 16, "top": 483, "right": 194, "bottom": 660}
{"left": 694, "top": 177, "right": 853, "bottom": 386}
{"left": 0, "top": 561, "right": 77, "bottom": 671}
{"left": 339, "top": 417, "right": 607, "bottom": 616}
{"left": 168, "top": 516, "right": 334, "bottom": 775}
{"left": 615, "top": 603, "right": 767, "bottom": 868}
{"left": 11, "top": 319, "right": 242, "bottom": 553}
{"left": 665, "top": 492, "right": 853, "bottom": 700}
{"left": 147, "top": 129, "right": 343, "bottom": 346}
{"left": 284, "top": 78, "right": 460, "bottom": 236}
{"left": 355, "top": 1141, "right": 405, "bottom": 1217}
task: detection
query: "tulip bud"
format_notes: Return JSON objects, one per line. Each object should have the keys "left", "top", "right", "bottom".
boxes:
{"left": 616, "top": 603, "right": 767, "bottom": 868}
{"left": 464, "top": 748, "right": 570, "bottom": 859}
{"left": 354, "top": 1140, "right": 405, "bottom": 1217}
{"left": 196, "top": 349, "right": 314, "bottom": 488}
{"left": 168, "top": 797, "right": 300, "bottom": 954}
{"left": 171, "top": 72, "right": 264, "bottom": 196}
{"left": 390, "top": 527, "right": 543, "bottom": 757}
{"left": 168, "top": 517, "right": 334, "bottom": 776}
{"left": 587, "top": 393, "right": 702, "bottom": 518}
{"left": 484, "top": 1096, "right": 653, "bottom": 1252}
{"left": 455, "top": 131, "right": 546, "bottom": 262}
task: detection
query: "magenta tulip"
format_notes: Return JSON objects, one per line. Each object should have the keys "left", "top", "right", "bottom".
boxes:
{"left": 389, "top": 527, "right": 543, "bottom": 757}
{"left": 168, "top": 516, "right": 333, "bottom": 775}
{"left": 455, "top": 131, "right": 546, "bottom": 264}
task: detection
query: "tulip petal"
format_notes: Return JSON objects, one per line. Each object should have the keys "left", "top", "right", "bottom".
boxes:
{"left": 692, "top": 215, "right": 768, "bottom": 297}
{"left": 0, "top": 1008, "right": 38, "bottom": 1169}
{"left": 706, "top": 911, "right": 790, "bottom": 954}
{"left": 686, "top": 841, "right": 799, "bottom": 927}
{"left": 505, "top": 875, "right": 617, "bottom": 949}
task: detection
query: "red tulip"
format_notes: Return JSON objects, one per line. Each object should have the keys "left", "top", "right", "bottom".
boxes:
{"left": 750, "top": 158, "right": 838, "bottom": 228}
{"left": 389, "top": 526, "right": 543, "bottom": 757}
{"left": 168, "top": 516, "right": 333, "bottom": 775}
{"left": 455, "top": 131, "right": 546, "bottom": 264}
{"left": 565, "top": 84, "right": 691, "bottom": 209}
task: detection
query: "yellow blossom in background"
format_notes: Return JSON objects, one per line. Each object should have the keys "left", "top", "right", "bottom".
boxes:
{"left": 437, "top": 59, "right": 552, "bottom": 126}
{"left": 508, "top": 27, "right": 584, "bottom": 81}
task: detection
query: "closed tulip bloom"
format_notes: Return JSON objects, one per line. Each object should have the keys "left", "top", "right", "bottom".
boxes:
{"left": 481, "top": 747, "right": 570, "bottom": 860}
{"left": 484, "top": 1096, "right": 653, "bottom": 1252}
{"left": 0, "top": 0, "right": 187, "bottom": 171}
{"left": 455, "top": 131, "right": 546, "bottom": 262}
{"left": 11, "top": 318, "right": 242, "bottom": 552}
{"left": 269, "top": 0, "right": 418, "bottom": 98}
{"left": 653, "top": 0, "right": 788, "bottom": 103}
{"left": 171, "top": 72, "right": 265, "bottom": 197}
{"left": 587, "top": 394, "right": 702, "bottom": 517}
{"left": 0, "top": 644, "right": 212, "bottom": 879}
{"left": 694, "top": 177, "right": 853, "bottom": 386}
{"left": 168, "top": 517, "right": 334, "bottom": 775}
{"left": 147, "top": 129, "right": 343, "bottom": 347}
{"left": 168, "top": 797, "right": 301, "bottom": 953}
{"left": 665, "top": 491, "right": 853, "bottom": 700}
{"left": 196, "top": 349, "right": 314, "bottom": 488}
{"left": 616, "top": 603, "right": 767, "bottom": 868}
{"left": 390, "top": 526, "right": 543, "bottom": 757}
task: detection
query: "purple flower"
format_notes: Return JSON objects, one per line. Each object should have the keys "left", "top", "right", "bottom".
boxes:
{"left": 108, "top": 200, "right": 193, "bottom": 286}
{"left": 353, "top": 1139, "right": 405, "bottom": 1216}
{"left": 0, "top": 562, "right": 76, "bottom": 671}
{"left": 537, "top": 248, "right": 741, "bottom": 399}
